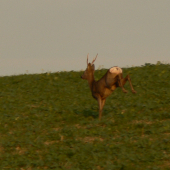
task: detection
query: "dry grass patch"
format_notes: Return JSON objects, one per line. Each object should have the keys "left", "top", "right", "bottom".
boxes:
{"left": 53, "top": 127, "right": 61, "bottom": 131}
{"left": 159, "top": 160, "right": 170, "bottom": 169}
{"left": 44, "top": 135, "right": 64, "bottom": 145}
{"left": 15, "top": 146, "right": 27, "bottom": 155}
{"left": 77, "top": 136, "right": 104, "bottom": 143}
{"left": 20, "top": 167, "right": 49, "bottom": 170}
{"left": 132, "top": 120, "right": 153, "bottom": 125}
{"left": 164, "top": 133, "right": 170, "bottom": 136}
{"left": 20, "top": 167, "right": 32, "bottom": 170}
{"left": 44, "top": 141, "right": 56, "bottom": 145}
{"left": 0, "top": 146, "right": 4, "bottom": 153}
{"left": 75, "top": 124, "right": 88, "bottom": 129}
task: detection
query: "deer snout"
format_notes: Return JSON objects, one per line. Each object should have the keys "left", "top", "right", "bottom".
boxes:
{"left": 81, "top": 74, "right": 86, "bottom": 79}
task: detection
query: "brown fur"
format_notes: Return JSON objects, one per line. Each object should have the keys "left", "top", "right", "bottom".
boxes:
{"left": 81, "top": 54, "right": 136, "bottom": 120}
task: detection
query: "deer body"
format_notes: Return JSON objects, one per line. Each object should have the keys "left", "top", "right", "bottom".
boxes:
{"left": 81, "top": 54, "right": 136, "bottom": 120}
{"left": 91, "top": 71, "right": 117, "bottom": 99}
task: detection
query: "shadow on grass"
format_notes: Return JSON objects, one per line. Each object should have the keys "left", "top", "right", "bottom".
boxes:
{"left": 74, "top": 108, "right": 110, "bottom": 119}
{"left": 82, "top": 109, "right": 98, "bottom": 118}
{"left": 74, "top": 108, "right": 98, "bottom": 119}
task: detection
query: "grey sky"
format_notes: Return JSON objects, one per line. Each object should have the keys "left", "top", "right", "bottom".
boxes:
{"left": 1, "top": 1, "right": 170, "bottom": 76}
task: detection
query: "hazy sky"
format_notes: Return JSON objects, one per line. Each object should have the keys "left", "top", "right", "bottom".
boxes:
{"left": 1, "top": 1, "right": 170, "bottom": 76}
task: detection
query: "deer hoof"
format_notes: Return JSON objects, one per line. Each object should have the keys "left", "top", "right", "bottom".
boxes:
{"left": 123, "top": 89, "right": 128, "bottom": 93}
{"left": 132, "top": 90, "right": 137, "bottom": 93}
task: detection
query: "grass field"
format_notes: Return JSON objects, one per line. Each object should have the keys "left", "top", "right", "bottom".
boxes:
{"left": 0, "top": 63, "right": 170, "bottom": 170}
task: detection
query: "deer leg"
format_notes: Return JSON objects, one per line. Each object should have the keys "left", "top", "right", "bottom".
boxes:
{"left": 98, "top": 99, "right": 102, "bottom": 120}
{"left": 101, "top": 99, "right": 106, "bottom": 113}
{"left": 97, "top": 98, "right": 106, "bottom": 120}
{"left": 121, "top": 75, "right": 136, "bottom": 93}
{"left": 93, "top": 93, "right": 103, "bottom": 120}
{"left": 102, "top": 99, "right": 106, "bottom": 110}
{"left": 118, "top": 74, "right": 128, "bottom": 93}
{"left": 96, "top": 96, "right": 103, "bottom": 120}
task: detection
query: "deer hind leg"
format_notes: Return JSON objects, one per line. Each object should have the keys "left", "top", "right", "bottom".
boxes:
{"left": 121, "top": 74, "right": 136, "bottom": 93}
{"left": 118, "top": 73, "right": 128, "bottom": 93}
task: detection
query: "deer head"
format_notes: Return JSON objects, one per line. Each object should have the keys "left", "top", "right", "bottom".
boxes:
{"left": 81, "top": 54, "right": 98, "bottom": 79}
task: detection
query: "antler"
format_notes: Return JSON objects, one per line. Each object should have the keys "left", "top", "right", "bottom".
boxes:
{"left": 91, "top": 53, "right": 98, "bottom": 65}
{"left": 87, "top": 53, "right": 89, "bottom": 66}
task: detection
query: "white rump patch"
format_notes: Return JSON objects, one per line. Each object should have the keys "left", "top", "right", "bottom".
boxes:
{"left": 109, "top": 67, "right": 122, "bottom": 74}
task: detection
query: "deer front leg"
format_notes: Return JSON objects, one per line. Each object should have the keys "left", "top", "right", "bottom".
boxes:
{"left": 94, "top": 94, "right": 103, "bottom": 120}
{"left": 121, "top": 75, "right": 136, "bottom": 93}
{"left": 97, "top": 97, "right": 103, "bottom": 120}
{"left": 98, "top": 98, "right": 106, "bottom": 120}
{"left": 101, "top": 99, "right": 106, "bottom": 111}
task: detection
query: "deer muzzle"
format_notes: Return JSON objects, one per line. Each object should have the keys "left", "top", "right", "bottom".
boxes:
{"left": 81, "top": 74, "right": 86, "bottom": 79}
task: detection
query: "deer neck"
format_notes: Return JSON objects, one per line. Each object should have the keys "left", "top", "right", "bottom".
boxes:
{"left": 87, "top": 74, "right": 95, "bottom": 91}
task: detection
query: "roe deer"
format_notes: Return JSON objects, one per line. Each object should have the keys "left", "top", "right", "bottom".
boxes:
{"left": 81, "top": 54, "right": 136, "bottom": 120}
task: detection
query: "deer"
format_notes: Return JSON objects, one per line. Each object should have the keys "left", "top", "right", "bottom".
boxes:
{"left": 81, "top": 54, "right": 136, "bottom": 120}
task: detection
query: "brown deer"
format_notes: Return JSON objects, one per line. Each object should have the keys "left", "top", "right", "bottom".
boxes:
{"left": 81, "top": 54, "right": 136, "bottom": 120}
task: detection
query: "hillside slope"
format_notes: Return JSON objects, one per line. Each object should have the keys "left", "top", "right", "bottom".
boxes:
{"left": 0, "top": 63, "right": 170, "bottom": 169}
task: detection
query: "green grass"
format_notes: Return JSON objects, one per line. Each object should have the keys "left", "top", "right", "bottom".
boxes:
{"left": 0, "top": 63, "right": 170, "bottom": 170}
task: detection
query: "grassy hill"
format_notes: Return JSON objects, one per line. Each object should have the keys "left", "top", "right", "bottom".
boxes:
{"left": 0, "top": 63, "right": 170, "bottom": 169}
